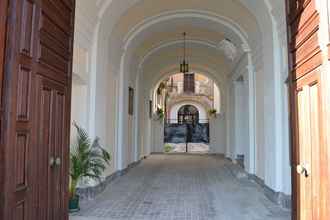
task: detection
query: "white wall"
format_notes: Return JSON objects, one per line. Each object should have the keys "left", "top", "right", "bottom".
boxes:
{"left": 213, "top": 83, "right": 221, "bottom": 113}
{"left": 169, "top": 101, "right": 208, "bottom": 123}
{"left": 71, "top": 83, "right": 88, "bottom": 130}
{"left": 151, "top": 120, "right": 164, "bottom": 153}
{"left": 209, "top": 114, "right": 227, "bottom": 154}
{"left": 233, "top": 80, "right": 249, "bottom": 161}
{"left": 227, "top": 54, "right": 251, "bottom": 171}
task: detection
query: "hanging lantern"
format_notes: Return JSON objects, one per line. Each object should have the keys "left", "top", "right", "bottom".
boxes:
{"left": 180, "top": 32, "right": 189, "bottom": 73}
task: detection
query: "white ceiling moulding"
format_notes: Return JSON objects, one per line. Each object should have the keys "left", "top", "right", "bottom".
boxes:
{"left": 138, "top": 39, "right": 218, "bottom": 69}
{"left": 217, "top": 39, "right": 238, "bottom": 61}
{"left": 122, "top": 10, "right": 250, "bottom": 52}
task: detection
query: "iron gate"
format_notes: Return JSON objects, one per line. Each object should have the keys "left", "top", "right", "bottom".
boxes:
{"left": 164, "top": 119, "right": 209, "bottom": 152}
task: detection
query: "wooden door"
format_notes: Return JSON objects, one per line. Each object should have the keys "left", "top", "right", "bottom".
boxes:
{"left": 36, "top": 77, "right": 70, "bottom": 220}
{"left": 0, "top": 0, "right": 75, "bottom": 220}
{"left": 287, "top": 0, "right": 330, "bottom": 219}
{"left": 0, "top": 0, "right": 9, "bottom": 218}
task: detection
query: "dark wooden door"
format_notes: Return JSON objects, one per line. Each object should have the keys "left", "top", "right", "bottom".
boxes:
{"left": 0, "top": 0, "right": 9, "bottom": 218}
{"left": 0, "top": 0, "right": 75, "bottom": 220}
{"left": 287, "top": 0, "right": 330, "bottom": 219}
{"left": 36, "top": 77, "right": 70, "bottom": 220}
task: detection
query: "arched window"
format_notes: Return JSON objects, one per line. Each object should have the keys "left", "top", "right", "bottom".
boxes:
{"left": 178, "top": 105, "right": 199, "bottom": 124}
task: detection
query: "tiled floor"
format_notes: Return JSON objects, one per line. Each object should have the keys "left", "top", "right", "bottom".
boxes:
{"left": 71, "top": 154, "right": 291, "bottom": 220}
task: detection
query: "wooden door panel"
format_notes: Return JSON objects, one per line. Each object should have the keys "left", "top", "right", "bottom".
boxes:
{"left": 35, "top": 71, "right": 69, "bottom": 220}
{"left": 50, "top": 80, "right": 68, "bottom": 220}
{"left": 1, "top": 0, "right": 75, "bottom": 219}
{"left": 1, "top": 0, "right": 38, "bottom": 219}
{"left": 0, "top": 0, "right": 8, "bottom": 215}
{"left": 19, "top": 0, "right": 35, "bottom": 57}
{"left": 287, "top": 0, "right": 329, "bottom": 219}
{"left": 292, "top": 70, "right": 326, "bottom": 220}
{"left": 288, "top": 0, "right": 322, "bottom": 81}
{"left": 295, "top": 85, "right": 312, "bottom": 220}
{"left": 36, "top": 81, "right": 52, "bottom": 220}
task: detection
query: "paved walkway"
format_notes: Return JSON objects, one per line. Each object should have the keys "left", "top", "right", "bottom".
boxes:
{"left": 71, "top": 154, "right": 290, "bottom": 220}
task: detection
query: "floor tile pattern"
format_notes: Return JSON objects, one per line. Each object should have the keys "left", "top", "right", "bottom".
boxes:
{"left": 71, "top": 154, "right": 291, "bottom": 220}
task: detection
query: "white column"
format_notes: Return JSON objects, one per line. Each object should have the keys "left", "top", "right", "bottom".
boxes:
{"left": 117, "top": 50, "right": 128, "bottom": 170}
{"left": 133, "top": 67, "right": 142, "bottom": 161}
{"left": 247, "top": 52, "right": 256, "bottom": 174}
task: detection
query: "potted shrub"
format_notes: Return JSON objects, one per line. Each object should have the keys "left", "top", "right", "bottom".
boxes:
{"left": 164, "top": 144, "right": 173, "bottom": 153}
{"left": 208, "top": 108, "right": 217, "bottom": 118}
{"left": 69, "top": 123, "right": 111, "bottom": 212}
{"left": 153, "top": 107, "right": 164, "bottom": 121}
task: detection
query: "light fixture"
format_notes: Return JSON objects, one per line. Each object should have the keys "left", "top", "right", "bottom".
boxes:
{"left": 180, "top": 32, "right": 189, "bottom": 74}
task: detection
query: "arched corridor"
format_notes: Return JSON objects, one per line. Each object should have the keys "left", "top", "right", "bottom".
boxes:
{"left": 1, "top": 0, "right": 330, "bottom": 220}
{"left": 71, "top": 0, "right": 293, "bottom": 206}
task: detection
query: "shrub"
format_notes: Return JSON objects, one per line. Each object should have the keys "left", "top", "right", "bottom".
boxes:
{"left": 164, "top": 144, "right": 173, "bottom": 153}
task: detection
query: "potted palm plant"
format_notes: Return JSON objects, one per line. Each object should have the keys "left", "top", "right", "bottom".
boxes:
{"left": 69, "top": 123, "right": 111, "bottom": 212}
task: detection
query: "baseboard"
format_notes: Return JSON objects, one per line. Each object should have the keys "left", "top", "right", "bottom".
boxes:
{"left": 76, "top": 158, "right": 144, "bottom": 200}
{"left": 248, "top": 174, "right": 292, "bottom": 210}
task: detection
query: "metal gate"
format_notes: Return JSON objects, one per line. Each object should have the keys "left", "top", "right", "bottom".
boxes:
{"left": 164, "top": 119, "right": 209, "bottom": 152}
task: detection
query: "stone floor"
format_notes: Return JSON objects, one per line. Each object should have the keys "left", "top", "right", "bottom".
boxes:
{"left": 70, "top": 154, "right": 291, "bottom": 220}
{"left": 165, "top": 143, "right": 209, "bottom": 153}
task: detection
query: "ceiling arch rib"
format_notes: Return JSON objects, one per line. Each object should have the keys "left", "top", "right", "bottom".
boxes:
{"left": 114, "top": 10, "right": 254, "bottom": 83}
{"left": 138, "top": 39, "right": 229, "bottom": 69}
{"left": 122, "top": 9, "right": 250, "bottom": 52}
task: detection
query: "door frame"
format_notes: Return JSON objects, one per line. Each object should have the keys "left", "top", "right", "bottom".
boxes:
{"left": 0, "top": 0, "right": 8, "bottom": 218}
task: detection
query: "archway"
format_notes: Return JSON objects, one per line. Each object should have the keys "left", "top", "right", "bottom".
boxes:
{"left": 178, "top": 104, "right": 200, "bottom": 124}
{"left": 74, "top": 0, "right": 293, "bottom": 217}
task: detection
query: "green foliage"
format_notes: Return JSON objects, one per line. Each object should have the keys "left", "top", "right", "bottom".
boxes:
{"left": 70, "top": 123, "right": 111, "bottom": 198}
{"left": 156, "top": 107, "right": 164, "bottom": 120}
{"left": 164, "top": 144, "right": 173, "bottom": 153}
{"left": 208, "top": 108, "right": 217, "bottom": 116}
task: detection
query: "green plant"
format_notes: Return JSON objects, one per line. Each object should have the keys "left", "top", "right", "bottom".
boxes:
{"left": 208, "top": 108, "right": 217, "bottom": 117}
{"left": 156, "top": 107, "right": 164, "bottom": 120}
{"left": 70, "top": 123, "right": 111, "bottom": 199}
{"left": 164, "top": 144, "right": 173, "bottom": 153}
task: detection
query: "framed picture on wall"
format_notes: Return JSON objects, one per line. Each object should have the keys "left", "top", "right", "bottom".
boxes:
{"left": 129, "top": 87, "right": 134, "bottom": 115}
{"left": 149, "top": 100, "right": 152, "bottom": 118}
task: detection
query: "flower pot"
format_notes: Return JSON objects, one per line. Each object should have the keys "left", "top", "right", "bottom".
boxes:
{"left": 69, "top": 195, "right": 80, "bottom": 213}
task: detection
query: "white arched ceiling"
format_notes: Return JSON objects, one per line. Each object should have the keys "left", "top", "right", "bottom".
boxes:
{"left": 89, "top": 0, "right": 286, "bottom": 81}
{"left": 95, "top": 0, "right": 260, "bottom": 73}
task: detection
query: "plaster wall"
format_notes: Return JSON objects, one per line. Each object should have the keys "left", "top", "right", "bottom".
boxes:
{"left": 228, "top": 55, "right": 250, "bottom": 170}
{"left": 209, "top": 115, "right": 227, "bottom": 154}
